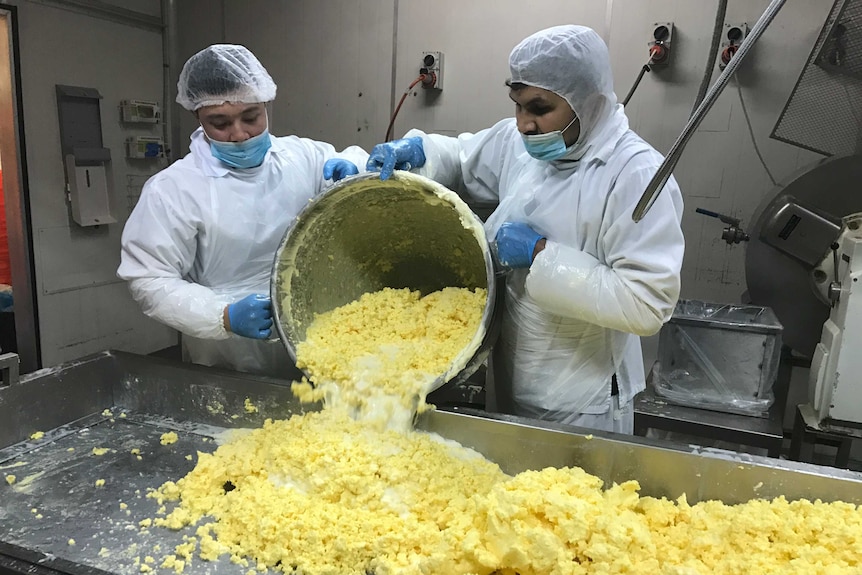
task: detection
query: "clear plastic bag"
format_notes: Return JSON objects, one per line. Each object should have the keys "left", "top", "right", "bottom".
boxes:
{"left": 651, "top": 299, "right": 782, "bottom": 417}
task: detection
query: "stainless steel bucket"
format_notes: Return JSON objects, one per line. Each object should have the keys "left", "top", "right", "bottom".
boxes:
{"left": 270, "top": 171, "right": 499, "bottom": 392}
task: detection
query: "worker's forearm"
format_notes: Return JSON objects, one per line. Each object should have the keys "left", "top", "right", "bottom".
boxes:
{"left": 127, "top": 277, "right": 231, "bottom": 340}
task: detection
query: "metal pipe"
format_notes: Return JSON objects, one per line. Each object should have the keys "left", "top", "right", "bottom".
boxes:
{"left": 690, "top": 0, "right": 728, "bottom": 116}
{"left": 28, "top": 0, "right": 162, "bottom": 32}
{"left": 161, "top": 0, "right": 179, "bottom": 163}
{"left": 622, "top": 61, "right": 652, "bottom": 107}
{"left": 632, "top": 0, "right": 787, "bottom": 223}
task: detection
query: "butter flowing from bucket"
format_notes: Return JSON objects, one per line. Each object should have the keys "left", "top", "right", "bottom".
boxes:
{"left": 292, "top": 286, "right": 487, "bottom": 430}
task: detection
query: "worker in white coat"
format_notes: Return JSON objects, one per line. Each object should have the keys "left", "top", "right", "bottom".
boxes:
{"left": 365, "top": 25, "right": 684, "bottom": 433}
{"left": 118, "top": 44, "right": 366, "bottom": 376}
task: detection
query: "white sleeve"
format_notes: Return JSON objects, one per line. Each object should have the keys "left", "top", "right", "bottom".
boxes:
{"left": 117, "top": 177, "right": 230, "bottom": 340}
{"left": 294, "top": 137, "right": 369, "bottom": 192}
{"left": 406, "top": 119, "right": 518, "bottom": 203}
{"left": 525, "top": 162, "right": 684, "bottom": 337}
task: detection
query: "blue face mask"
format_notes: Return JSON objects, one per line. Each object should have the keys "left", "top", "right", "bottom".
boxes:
{"left": 209, "top": 129, "right": 272, "bottom": 169}
{"left": 521, "top": 115, "right": 579, "bottom": 161}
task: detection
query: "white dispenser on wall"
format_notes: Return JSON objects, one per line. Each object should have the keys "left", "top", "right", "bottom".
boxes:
{"left": 56, "top": 85, "right": 116, "bottom": 227}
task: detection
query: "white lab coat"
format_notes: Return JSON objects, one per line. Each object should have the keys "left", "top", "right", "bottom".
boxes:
{"left": 118, "top": 128, "right": 368, "bottom": 377}
{"left": 408, "top": 105, "right": 684, "bottom": 431}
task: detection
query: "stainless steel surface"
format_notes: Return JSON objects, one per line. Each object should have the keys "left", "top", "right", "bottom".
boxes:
{"left": 670, "top": 299, "right": 782, "bottom": 333}
{"left": 745, "top": 155, "right": 862, "bottom": 356}
{"left": 270, "top": 171, "right": 498, "bottom": 392}
{"left": 634, "top": 386, "right": 785, "bottom": 457}
{"left": 632, "top": 0, "right": 787, "bottom": 222}
{"left": 759, "top": 196, "right": 842, "bottom": 267}
{"left": 419, "top": 407, "right": 861, "bottom": 505}
{"left": 772, "top": 0, "right": 862, "bottom": 156}
{"left": 0, "top": 352, "right": 311, "bottom": 575}
{"left": 1, "top": 351, "right": 862, "bottom": 574}
{"left": 0, "top": 414, "right": 218, "bottom": 574}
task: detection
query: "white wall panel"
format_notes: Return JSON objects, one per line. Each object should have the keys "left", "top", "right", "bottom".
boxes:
{"left": 13, "top": 0, "right": 176, "bottom": 367}
{"left": 37, "top": 281, "right": 172, "bottom": 367}
{"left": 224, "top": 0, "right": 396, "bottom": 153}
{"left": 36, "top": 225, "right": 122, "bottom": 294}
{"left": 174, "top": 0, "right": 226, "bottom": 154}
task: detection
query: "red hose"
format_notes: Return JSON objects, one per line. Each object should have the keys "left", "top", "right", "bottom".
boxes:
{"left": 385, "top": 75, "right": 427, "bottom": 142}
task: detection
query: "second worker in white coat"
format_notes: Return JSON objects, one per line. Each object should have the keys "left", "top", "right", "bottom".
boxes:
{"left": 365, "top": 25, "right": 685, "bottom": 433}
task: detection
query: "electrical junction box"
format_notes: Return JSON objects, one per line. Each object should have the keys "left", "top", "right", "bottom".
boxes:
{"left": 125, "top": 136, "right": 164, "bottom": 159}
{"left": 648, "top": 22, "right": 674, "bottom": 66}
{"left": 719, "top": 23, "right": 749, "bottom": 70}
{"left": 120, "top": 99, "right": 161, "bottom": 123}
{"left": 420, "top": 51, "right": 443, "bottom": 90}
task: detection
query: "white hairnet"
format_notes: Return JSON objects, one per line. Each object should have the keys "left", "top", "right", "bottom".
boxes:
{"left": 177, "top": 44, "right": 277, "bottom": 111}
{"left": 509, "top": 25, "right": 616, "bottom": 145}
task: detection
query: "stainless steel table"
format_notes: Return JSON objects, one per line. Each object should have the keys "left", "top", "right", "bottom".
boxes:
{"left": 790, "top": 403, "right": 860, "bottom": 469}
{"left": 634, "top": 386, "right": 786, "bottom": 457}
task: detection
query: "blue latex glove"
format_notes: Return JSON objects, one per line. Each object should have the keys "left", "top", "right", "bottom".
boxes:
{"left": 227, "top": 294, "right": 273, "bottom": 339}
{"left": 495, "top": 222, "right": 545, "bottom": 269}
{"left": 365, "top": 136, "right": 426, "bottom": 180}
{"left": 323, "top": 158, "right": 359, "bottom": 182}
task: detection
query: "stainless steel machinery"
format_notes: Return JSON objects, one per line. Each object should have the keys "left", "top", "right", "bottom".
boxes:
{"left": 745, "top": 155, "right": 862, "bottom": 427}
{"left": 1, "top": 350, "right": 861, "bottom": 574}
{"left": 751, "top": 0, "right": 862, "bottom": 427}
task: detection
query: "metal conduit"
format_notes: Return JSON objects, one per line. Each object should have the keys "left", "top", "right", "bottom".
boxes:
{"left": 691, "top": 0, "right": 729, "bottom": 116}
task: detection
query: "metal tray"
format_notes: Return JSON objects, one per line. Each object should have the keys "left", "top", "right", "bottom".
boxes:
{"left": 1, "top": 351, "right": 860, "bottom": 575}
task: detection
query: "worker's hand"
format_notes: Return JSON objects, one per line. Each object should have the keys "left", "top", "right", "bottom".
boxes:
{"left": 226, "top": 294, "right": 273, "bottom": 339}
{"left": 323, "top": 158, "right": 359, "bottom": 182}
{"left": 365, "top": 136, "right": 426, "bottom": 180}
{"left": 495, "top": 222, "right": 545, "bottom": 269}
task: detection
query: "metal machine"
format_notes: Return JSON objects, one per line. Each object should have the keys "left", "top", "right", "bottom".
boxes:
{"left": 746, "top": 0, "right": 862, "bottom": 428}
{"left": 635, "top": 0, "right": 862, "bottom": 429}
{"left": 807, "top": 214, "right": 862, "bottom": 424}
{"left": 744, "top": 157, "right": 862, "bottom": 427}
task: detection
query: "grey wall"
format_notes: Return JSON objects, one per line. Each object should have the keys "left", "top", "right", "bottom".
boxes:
{"left": 12, "top": 0, "right": 175, "bottom": 367}
{"left": 175, "top": 0, "right": 396, "bottom": 154}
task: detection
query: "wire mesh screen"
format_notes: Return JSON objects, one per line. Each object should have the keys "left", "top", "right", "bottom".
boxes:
{"left": 771, "top": 0, "right": 862, "bottom": 156}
